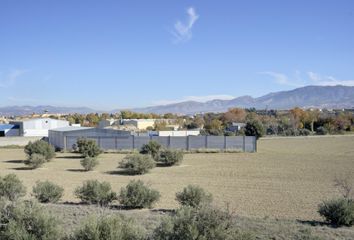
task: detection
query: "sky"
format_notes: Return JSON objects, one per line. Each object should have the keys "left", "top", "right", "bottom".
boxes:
{"left": 1, "top": 0, "right": 354, "bottom": 110}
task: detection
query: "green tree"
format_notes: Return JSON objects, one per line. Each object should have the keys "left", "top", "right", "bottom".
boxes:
{"left": 244, "top": 119, "right": 265, "bottom": 139}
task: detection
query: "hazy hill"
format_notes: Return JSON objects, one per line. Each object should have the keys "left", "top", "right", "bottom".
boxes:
{"left": 130, "top": 85, "right": 354, "bottom": 114}
{"left": 1, "top": 85, "right": 353, "bottom": 116}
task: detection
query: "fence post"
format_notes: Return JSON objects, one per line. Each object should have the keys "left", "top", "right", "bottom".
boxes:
{"left": 242, "top": 135, "right": 246, "bottom": 152}
{"left": 132, "top": 135, "right": 135, "bottom": 149}
{"left": 115, "top": 137, "right": 118, "bottom": 150}
{"left": 98, "top": 137, "right": 101, "bottom": 149}
{"left": 64, "top": 136, "right": 67, "bottom": 151}
{"left": 168, "top": 136, "right": 171, "bottom": 148}
{"left": 186, "top": 136, "right": 190, "bottom": 151}
{"left": 254, "top": 137, "right": 257, "bottom": 152}
{"left": 205, "top": 135, "right": 208, "bottom": 148}
{"left": 224, "top": 136, "right": 227, "bottom": 150}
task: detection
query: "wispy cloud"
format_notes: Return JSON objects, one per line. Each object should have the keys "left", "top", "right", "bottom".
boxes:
{"left": 260, "top": 70, "right": 354, "bottom": 87}
{"left": 259, "top": 71, "right": 302, "bottom": 87}
{"left": 0, "top": 69, "right": 28, "bottom": 88}
{"left": 152, "top": 94, "right": 235, "bottom": 105}
{"left": 307, "top": 71, "right": 354, "bottom": 86}
{"left": 171, "top": 7, "right": 199, "bottom": 43}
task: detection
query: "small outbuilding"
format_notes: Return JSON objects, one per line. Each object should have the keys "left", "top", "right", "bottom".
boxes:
{"left": 48, "top": 127, "right": 131, "bottom": 150}
{"left": 9, "top": 118, "right": 70, "bottom": 137}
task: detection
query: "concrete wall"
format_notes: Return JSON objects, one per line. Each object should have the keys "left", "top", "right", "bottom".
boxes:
{"left": 48, "top": 128, "right": 131, "bottom": 149}
{"left": 0, "top": 136, "right": 43, "bottom": 147}
{"left": 62, "top": 135, "right": 257, "bottom": 152}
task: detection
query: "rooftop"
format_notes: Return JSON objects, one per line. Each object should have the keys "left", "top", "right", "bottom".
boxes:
{"left": 49, "top": 126, "right": 93, "bottom": 132}
{"left": 10, "top": 118, "right": 69, "bottom": 123}
{"left": 0, "top": 124, "right": 19, "bottom": 130}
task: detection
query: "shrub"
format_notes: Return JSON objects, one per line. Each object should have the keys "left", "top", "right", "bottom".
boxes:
{"left": 77, "top": 138, "right": 102, "bottom": 158}
{"left": 244, "top": 119, "right": 265, "bottom": 139}
{"left": 32, "top": 181, "right": 64, "bottom": 203}
{"left": 118, "top": 154, "right": 155, "bottom": 175}
{"left": 152, "top": 205, "right": 253, "bottom": 240}
{"left": 24, "top": 140, "right": 55, "bottom": 161}
{"left": 24, "top": 153, "right": 47, "bottom": 169}
{"left": 318, "top": 198, "right": 354, "bottom": 226}
{"left": 193, "top": 148, "right": 221, "bottom": 153}
{"left": 283, "top": 128, "right": 299, "bottom": 136}
{"left": 74, "top": 180, "right": 116, "bottom": 206}
{"left": 316, "top": 126, "right": 328, "bottom": 135}
{"left": 0, "top": 200, "right": 63, "bottom": 240}
{"left": 119, "top": 180, "right": 160, "bottom": 209}
{"left": 299, "top": 128, "right": 311, "bottom": 136}
{"left": 71, "top": 215, "right": 144, "bottom": 240}
{"left": 176, "top": 185, "right": 213, "bottom": 208}
{"left": 0, "top": 174, "right": 26, "bottom": 201}
{"left": 140, "top": 141, "right": 162, "bottom": 160}
{"left": 159, "top": 149, "right": 184, "bottom": 166}
{"left": 80, "top": 157, "right": 99, "bottom": 171}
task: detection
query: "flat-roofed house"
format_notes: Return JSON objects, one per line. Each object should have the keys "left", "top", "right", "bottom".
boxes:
{"left": 9, "top": 118, "right": 70, "bottom": 137}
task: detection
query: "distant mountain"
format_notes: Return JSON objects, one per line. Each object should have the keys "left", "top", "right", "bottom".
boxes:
{"left": 1, "top": 85, "right": 353, "bottom": 116}
{"left": 129, "top": 85, "right": 354, "bottom": 114}
{"left": 0, "top": 105, "right": 97, "bottom": 116}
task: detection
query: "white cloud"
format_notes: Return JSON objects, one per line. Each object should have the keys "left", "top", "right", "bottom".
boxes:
{"left": 152, "top": 94, "right": 235, "bottom": 105}
{"left": 259, "top": 71, "right": 302, "bottom": 87}
{"left": 171, "top": 7, "right": 199, "bottom": 43}
{"left": 0, "top": 69, "right": 28, "bottom": 88}
{"left": 260, "top": 70, "right": 354, "bottom": 87}
{"left": 307, "top": 71, "right": 354, "bottom": 86}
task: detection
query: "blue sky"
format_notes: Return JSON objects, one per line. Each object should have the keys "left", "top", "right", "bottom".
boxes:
{"left": 1, "top": 0, "right": 354, "bottom": 110}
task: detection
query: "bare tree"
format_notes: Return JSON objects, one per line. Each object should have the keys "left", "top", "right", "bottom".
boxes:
{"left": 334, "top": 174, "right": 353, "bottom": 199}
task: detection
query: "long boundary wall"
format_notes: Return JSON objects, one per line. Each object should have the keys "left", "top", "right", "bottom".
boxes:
{"left": 64, "top": 135, "right": 257, "bottom": 152}
{"left": 0, "top": 137, "right": 43, "bottom": 147}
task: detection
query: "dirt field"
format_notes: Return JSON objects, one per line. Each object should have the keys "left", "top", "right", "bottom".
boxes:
{"left": 0, "top": 135, "right": 353, "bottom": 221}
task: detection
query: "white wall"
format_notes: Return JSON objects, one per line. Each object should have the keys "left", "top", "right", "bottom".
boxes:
{"left": 23, "top": 119, "right": 69, "bottom": 137}
{"left": 158, "top": 130, "right": 200, "bottom": 137}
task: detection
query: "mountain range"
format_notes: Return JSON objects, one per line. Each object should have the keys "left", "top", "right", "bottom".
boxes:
{"left": 1, "top": 85, "right": 353, "bottom": 116}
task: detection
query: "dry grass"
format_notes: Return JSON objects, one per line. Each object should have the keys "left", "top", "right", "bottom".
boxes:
{"left": 0, "top": 135, "right": 353, "bottom": 221}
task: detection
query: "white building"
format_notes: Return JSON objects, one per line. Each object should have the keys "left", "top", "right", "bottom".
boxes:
{"left": 9, "top": 118, "right": 70, "bottom": 137}
{"left": 157, "top": 130, "right": 200, "bottom": 137}
{"left": 98, "top": 119, "right": 117, "bottom": 128}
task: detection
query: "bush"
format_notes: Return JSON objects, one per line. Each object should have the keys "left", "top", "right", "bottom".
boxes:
{"left": 140, "top": 141, "right": 162, "bottom": 160}
{"left": 24, "top": 153, "right": 47, "bottom": 169}
{"left": 0, "top": 200, "right": 63, "bottom": 240}
{"left": 159, "top": 149, "right": 184, "bottom": 166}
{"left": 0, "top": 174, "right": 26, "bottom": 201}
{"left": 152, "top": 205, "right": 253, "bottom": 240}
{"left": 176, "top": 185, "right": 213, "bottom": 208}
{"left": 80, "top": 157, "right": 99, "bottom": 171}
{"left": 77, "top": 138, "right": 102, "bottom": 158}
{"left": 74, "top": 180, "right": 117, "bottom": 206}
{"left": 70, "top": 215, "right": 144, "bottom": 240}
{"left": 119, "top": 180, "right": 160, "bottom": 209}
{"left": 318, "top": 198, "right": 354, "bottom": 226}
{"left": 118, "top": 154, "right": 155, "bottom": 175}
{"left": 32, "top": 181, "right": 64, "bottom": 203}
{"left": 299, "top": 128, "right": 311, "bottom": 136}
{"left": 316, "top": 126, "right": 328, "bottom": 135}
{"left": 244, "top": 119, "right": 265, "bottom": 139}
{"left": 24, "top": 140, "right": 55, "bottom": 161}
{"left": 283, "top": 128, "right": 299, "bottom": 136}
